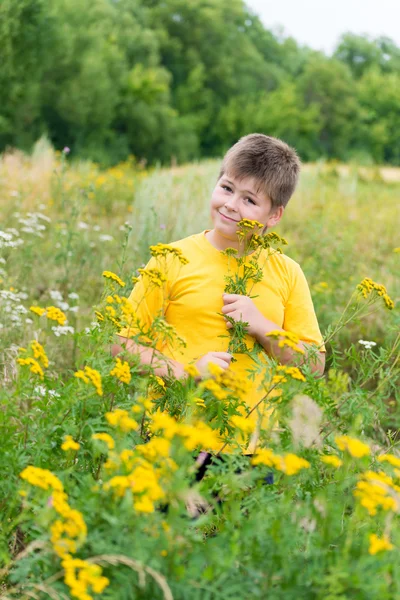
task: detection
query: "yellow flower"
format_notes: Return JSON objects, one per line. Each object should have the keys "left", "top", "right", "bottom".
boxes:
{"left": 106, "top": 409, "right": 138, "bottom": 432}
{"left": 357, "top": 278, "right": 394, "bottom": 310}
{"left": 369, "top": 533, "right": 394, "bottom": 555}
{"left": 155, "top": 376, "right": 166, "bottom": 389}
{"left": 378, "top": 454, "right": 400, "bottom": 468}
{"left": 321, "top": 454, "right": 343, "bottom": 468}
{"left": 265, "top": 330, "right": 305, "bottom": 354}
{"left": 30, "top": 305, "right": 45, "bottom": 317}
{"left": 17, "top": 357, "right": 44, "bottom": 379}
{"left": 45, "top": 306, "right": 67, "bottom": 326}
{"left": 149, "top": 243, "right": 189, "bottom": 265}
{"left": 185, "top": 364, "right": 201, "bottom": 378}
{"left": 61, "top": 435, "right": 80, "bottom": 452}
{"left": 134, "top": 496, "right": 155, "bottom": 513}
{"left": 280, "top": 453, "right": 310, "bottom": 476}
{"left": 110, "top": 357, "right": 131, "bottom": 384}
{"left": 230, "top": 415, "right": 255, "bottom": 434}
{"left": 335, "top": 435, "right": 370, "bottom": 458}
{"left": 92, "top": 432, "right": 115, "bottom": 450}
{"left": 74, "top": 366, "right": 103, "bottom": 396}
{"left": 252, "top": 448, "right": 282, "bottom": 469}
{"left": 20, "top": 466, "right": 64, "bottom": 491}
{"left": 137, "top": 267, "right": 167, "bottom": 287}
{"left": 321, "top": 455, "right": 342, "bottom": 468}
{"left": 31, "top": 340, "right": 49, "bottom": 367}
{"left": 354, "top": 471, "right": 400, "bottom": 515}
{"left": 102, "top": 270, "right": 126, "bottom": 287}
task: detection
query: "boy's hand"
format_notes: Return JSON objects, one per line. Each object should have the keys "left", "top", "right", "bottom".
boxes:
{"left": 221, "top": 294, "right": 265, "bottom": 337}
{"left": 195, "top": 351, "right": 232, "bottom": 378}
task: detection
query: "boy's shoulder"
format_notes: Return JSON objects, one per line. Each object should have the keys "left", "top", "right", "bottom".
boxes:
{"left": 262, "top": 247, "right": 302, "bottom": 275}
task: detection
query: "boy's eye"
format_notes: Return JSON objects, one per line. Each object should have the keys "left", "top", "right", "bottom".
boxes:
{"left": 221, "top": 185, "right": 232, "bottom": 192}
{"left": 246, "top": 197, "right": 256, "bottom": 205}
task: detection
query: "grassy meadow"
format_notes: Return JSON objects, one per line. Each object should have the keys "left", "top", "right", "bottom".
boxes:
{"left": 0, "top": 141, "right": 400, "bottom": 599}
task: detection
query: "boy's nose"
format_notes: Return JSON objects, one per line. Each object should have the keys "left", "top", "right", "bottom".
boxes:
{"left": 224, "top": 194, "right": 239, "bottom": 210}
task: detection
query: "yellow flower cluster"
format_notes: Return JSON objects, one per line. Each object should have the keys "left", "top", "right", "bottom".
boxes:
{"left": 62, "top": 435, "right": 80, "bottom": 452}
{"left": 46, "top": 306, "right": 67, "bottom": 326}
{"left": 17, "top": 341, "right": 50, "bottom": 380}
{"left": 265, "top": 330, "right": 305, "bottom": 354}
{"left": 104, "top": 294, "right": 138, "bottom": 330}
{"left": 229, "top": 415, "right": 255, "bottom": 434}
{"left": 110, "top": 357, "right": 131, "bottom": 384}
{"left": 138, "top": 267, "right": 167, "bottom": 288}
{"left": 31, "top": 340, "right": 49, "bottom": 367}
{"left": 153, "top": 318, "right": 187, "bottom": 348}
{"left": 357, "top": 277, "right": 394, "bottom": 310}
{"left": 335, "top": 435, "right": 370, "bottom": 458}
{"left": 61, "top": 557, "right": 110, "bottom": 599}
{"left": 252, "top": 448, "right": 310, "bottom": 475}
{"left": 149, "top": 243, "right": 189, "bottom": 265}
{"left": 105, "top": 409, "right": 138, "bottom": 432}
{"left": 74, "top": 366, "right": 103, "bottom": 396}
{"left": 271, "top": 364, "right": 306, "bottom": 384}
{"left": 369, "top": 533, "right": 394, "bottom": 555}
{"left": 30, "top": 305, "right": 46, "bottom": 317}
{"left": 20, "top": 466, "right": 108, "bottom": 599}
{"left": 92, "top": 432, "right": 115, "bottom": 450}
{"left": 237, "top": 219, "right": 264, "bottom": 230}
{"left": 29, "top": 305, "right": 67, "bottom": 325}
{"left": 102, "top": 270, "right": 126, "bottom": 287}
{"left": 378, "top": 454, "right": 400, "bottom": 468}
{"left": 321, "top": 455, "right": 342, "bottom": 468}
{"left": 354, "top": 470, "right": 400, "bottom": 515}
{"left": 17, "top": 357, "right": 44, "bottom": 379}
{"left": 201, "top": 363, "right": 250, "bottom": 400}
{"left": 150, "top": 411, "right": 221, "bottom": 451}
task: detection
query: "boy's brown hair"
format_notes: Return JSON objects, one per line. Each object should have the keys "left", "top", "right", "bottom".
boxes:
{"left": 218, "top": 133, "right": 301, "bottom": 209}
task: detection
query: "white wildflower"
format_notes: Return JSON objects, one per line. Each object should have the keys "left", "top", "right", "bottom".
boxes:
{"left": 68, "top": 292, "right": 79, "bottom": 300}
{"left": 49, "top": 290, "right": 63, "bottom": 301}
{"left": 99, "top": 234, "right": 113, "bottom": 242}
{"left": 51, "top": 325, "right": 75, "bottom": 336}
{"left": 358, "top": 340, "right": 377, "bottom": 350}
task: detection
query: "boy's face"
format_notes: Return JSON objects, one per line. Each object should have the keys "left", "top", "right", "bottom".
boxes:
{"left": 210, "top": 173, "right": 284, "bottom": 244}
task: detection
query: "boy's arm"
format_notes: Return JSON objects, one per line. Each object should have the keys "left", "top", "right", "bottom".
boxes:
{"left": 252, "top": 317, "right": 325, "bottom": 376}
{"left": 113, "top": 336, "right": 187, "bottom": 379}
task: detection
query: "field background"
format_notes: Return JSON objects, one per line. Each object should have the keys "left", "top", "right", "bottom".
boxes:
{"left": 1, "top": 143, "right": 398, "bottom": 376}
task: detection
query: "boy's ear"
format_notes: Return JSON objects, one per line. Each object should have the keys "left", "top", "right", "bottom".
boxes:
{"left": 266, "top": 206, "right": 284, "bottom": 229}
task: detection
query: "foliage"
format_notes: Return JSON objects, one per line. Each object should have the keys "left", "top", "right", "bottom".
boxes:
{"left": 2, "top": 0, "right": 400, "bottom": 164}
{"left": 0, "top": 152, "right": 399, "bottom": 598}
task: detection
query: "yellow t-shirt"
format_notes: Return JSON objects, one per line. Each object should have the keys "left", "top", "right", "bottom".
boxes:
{"left": 118, "top": 230, "right": 324, "bottom": 420}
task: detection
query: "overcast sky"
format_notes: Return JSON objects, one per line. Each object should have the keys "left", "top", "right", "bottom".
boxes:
{"left": 246, "top": 0, "right": 400, "bottom": 54}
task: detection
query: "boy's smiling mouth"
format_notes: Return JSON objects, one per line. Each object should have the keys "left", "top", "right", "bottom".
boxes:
{"left": 218, "top": 211, "right": 239, "bottom": 223}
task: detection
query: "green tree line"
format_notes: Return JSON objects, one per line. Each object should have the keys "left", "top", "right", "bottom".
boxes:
{"left": 1, "top": 0, "right": 400, "bottom": 165}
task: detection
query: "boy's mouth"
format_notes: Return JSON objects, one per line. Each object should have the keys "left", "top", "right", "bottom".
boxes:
{"left": 218, "top": 211, "right": 239, "bottom": 223}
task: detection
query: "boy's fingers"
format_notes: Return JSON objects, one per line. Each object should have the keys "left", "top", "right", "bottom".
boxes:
{"left": 222, "top": 294, "right": 241, "bottom": 304}
{"left": 210, "top": 352, "right": 232, "bottom": 361}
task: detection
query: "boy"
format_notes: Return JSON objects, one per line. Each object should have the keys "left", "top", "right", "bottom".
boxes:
{"left": 113, "top": 134, "right": 325, "bottom": 416}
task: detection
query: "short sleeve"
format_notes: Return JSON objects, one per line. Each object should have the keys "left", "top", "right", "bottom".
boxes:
{"left": 283, "top": 263, "right": 325, "bottom": 351}
{"left": 117, "top": 256, "right": 171, "bottom": 341}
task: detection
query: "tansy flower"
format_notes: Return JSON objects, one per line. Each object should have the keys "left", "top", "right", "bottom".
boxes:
{"left": 321, "top": 455, "right": 343, "bottom": 468}
{"left": 110, "top": 357, "right": 131, "bottom": 384}
{"left": 230, "top": 415, "right": 255, "bottom": 434}
{"left": 46, "top": 306, "right": 67, "bottom": 326}
{"left": 31, "top": 340, "right": 49, "bottom": 367}
{"left": 137, "top": 267, "right": 167, "bottom": 287}
{"left": 369, "top": 533, "right": 394, "bottom": 555}
{"left": 30, "top": 305, "right": 45, "bottom": 317}
{"left": 280, "top": 453, "right": 310, "bottom": 475}
{"left": 149, "top": 243, "right": 189, "bottom": 265}
{"left": 92, "top": 432, "right": 115, "bottom": 450}
{"left": 185, "top": 364, "right": 201, "bottom": 378}
{"left": 17, "top": 357, "right": 44, "bottom": 379}
{"left": 265, "top": 330, "right": 305, "bottom": 354}
{"left": 106, "top": 409, "right": 138, "bottom": 432}
{"left": 61, "top": 435, "right": 80, "bottom": 452}
{"left": 335, "top": 435, "right": 370, "bottom": 458}
{"left": 378, "top": 454, "right": 400, "bottom": 469}
{"left": 20, "top": 466, "right": 64, "bottom": 491}
{"left": 102, "top": 270, "right": 126, "bottom": 287}
{"left": 74, "top": 366, "right": 103, "bottom": 396}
